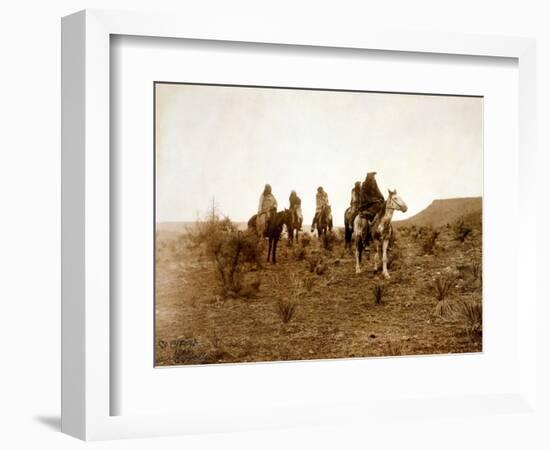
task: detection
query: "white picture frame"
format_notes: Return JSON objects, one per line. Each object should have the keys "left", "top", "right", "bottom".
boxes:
{"left": 61, "top": 9, "right": 538, "bottom": 441}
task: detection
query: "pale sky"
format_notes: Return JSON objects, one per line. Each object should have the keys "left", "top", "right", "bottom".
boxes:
{"left": 155, "top": 83, "right": 482, "bottom": 226}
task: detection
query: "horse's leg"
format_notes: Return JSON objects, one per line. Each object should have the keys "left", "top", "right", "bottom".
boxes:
{"left": 373, "top": 240, "right": 380, "bottom": 273}
{"left": 382, "top": 239, "right": 390, "bottom": 279}
{"left": 267, "top": 238, "right": 272, "bottom": 263}
{"left": 355, "top": 237, "right": 363, "bottom": 274}
{"left": 272, "top": 238, "right": 278, "bottom": 264}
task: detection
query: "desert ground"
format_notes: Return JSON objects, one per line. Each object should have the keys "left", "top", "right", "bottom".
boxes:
{"left": 155, "top": 198, "right": 482, "bottom": 366}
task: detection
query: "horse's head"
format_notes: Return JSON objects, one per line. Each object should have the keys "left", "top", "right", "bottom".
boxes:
{"left": 387, "top": 189, "right": 408, "bottom": 213}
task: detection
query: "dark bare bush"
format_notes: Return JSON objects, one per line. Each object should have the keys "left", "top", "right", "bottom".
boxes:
{"left": 300, "top": 234, "right": 312, "bottom": 247}
{"left": 373, "top": 284, "right": 385, "bottom": 305}
{"left": 422, "top": 229, "right": 440, "bottom": 255}
{"left": 322, "top": 231, "right": 336, "bottom": 251}
{"left": 454, "top": 219, "right": 472, "bottom": 243}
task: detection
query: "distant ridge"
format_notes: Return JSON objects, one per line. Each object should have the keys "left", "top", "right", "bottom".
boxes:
{"left": 156, "top": 221, "right": 249, "bottom": 234}
{"left": 395, "top": 197, "right": 482, "bottom": 228}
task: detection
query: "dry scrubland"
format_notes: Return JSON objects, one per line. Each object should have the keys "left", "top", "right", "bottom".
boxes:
{"left": 155, "top": 201, "right": 482, "bottom": 366}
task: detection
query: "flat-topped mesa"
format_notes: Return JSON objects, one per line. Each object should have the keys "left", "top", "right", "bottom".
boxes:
{"left": 395, "top": 196, "right": 482, "bottom": 228}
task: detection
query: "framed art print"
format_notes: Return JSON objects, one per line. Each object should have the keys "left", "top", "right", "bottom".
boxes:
{"left": 62, "top": 9, "right": 539, "bottom": 441}
{"left": 153, "top": 82, "right": 483, "bottom": 367}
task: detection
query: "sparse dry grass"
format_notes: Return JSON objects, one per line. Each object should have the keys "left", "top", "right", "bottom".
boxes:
{"left": 155, "top": 215, "right": 482, "bottom": 365}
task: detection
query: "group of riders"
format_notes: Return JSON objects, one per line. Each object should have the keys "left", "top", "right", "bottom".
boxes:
{"left": 256, "top": 171, "right": 385, "bottom": 241}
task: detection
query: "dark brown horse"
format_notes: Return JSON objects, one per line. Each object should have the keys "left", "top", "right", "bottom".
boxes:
{"left": 248, "top": 209, "right": 291, "bottom": 263}
{"left": 286, "top": 208, "right": 303, "bottom": 245}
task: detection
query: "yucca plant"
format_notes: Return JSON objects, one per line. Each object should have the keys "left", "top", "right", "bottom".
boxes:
{"left": 470, "top": 261, "right": 482, "bottom": 282}
{"left": 276, "top": 300, "right": 297, "bottom": 324}
{"left": 456, "top": 300, "right": 482, "bottom": 340}
{"left": 432, "top": 273, "right": 455, "bottom": 301}
{"left": 432, "top": 273, "right": 457, "bottom": 319}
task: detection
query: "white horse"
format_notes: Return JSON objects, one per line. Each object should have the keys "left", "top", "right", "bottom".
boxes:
{"left": 353, "top": 189, "right": 408, "bottom": 278}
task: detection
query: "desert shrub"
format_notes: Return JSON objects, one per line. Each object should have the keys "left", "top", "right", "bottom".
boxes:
{"left": 314, "top": 260, "right": 328, "bottom": 275}
{"left": 333, "top": 228, "right": 345, "bottom": 244}
{"left": 186, "top": 215, "right": 261, "bottom": 295}
{"left": 306, "top": 254, "right": 327, "bottom": 275}
{"left": 457, "top": 261, "right": 482, "bottom": 292}
{"left": 384, "top": 341, "right": 404, "bottom": 356}
{"left": 293, "top": 242, "right": 307, "bottom": 261}
{"left": 276, "top": 300, "right": 297, "bottom": 324}
{"left": 238, "top": 278, "right": 261, "bottom": 299}
{"left": 306, "top": 255, "right": 318, "bottom": 272}
{"left": 386, "top": 241, "right": 402, "bottom": 270}
{"left": 212, "top": 231, "right": 261, "bottom": 294}
{"left": 303, "top": 276, "right": 315, "bottom": 292}
{"left": 422, "top": 229, "right": 440, "bottom": 255}
{"left": 456, "top": 300, "right": 482, "bottom": 340}
{"left": 373, "top": 284, "right": 385, "bottom": 305}
{"left": 454, "top": 219, "right": 472, "bottom": 243}
{"left": 431, "top": 273, "right": 458, "bottom": 319}
{"left": 432, "top": 273, "right": 455, "bottom": 301}
{"left": 322, "top": 231, "right": 336, "bottom": 251}
{"left": 185, "top": 216, "right": 234, "bottom": 247}
{"left": 433, "top": 298, "right": 457, "bottom": 319}
{"left": 300, "top": 234, "right": 312, "bottom": 247}
{"left": 470, "top": 261, "right": 482, "bottom": 282}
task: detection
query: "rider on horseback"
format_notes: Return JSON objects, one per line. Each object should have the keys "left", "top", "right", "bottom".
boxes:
{"left": 311, "top": 186, "right": 330, "bottom": 232}
{"left": 288, "top": 190, "right": 303, "bottom": 229}
{"left": 359, "top": 172, "right": 385, "bottom": 244}
{"left": 257, "top": 184, "right": 278, "bottom": 236}
{"left": 349, "top": 181, "right": 362, "bottom": 220}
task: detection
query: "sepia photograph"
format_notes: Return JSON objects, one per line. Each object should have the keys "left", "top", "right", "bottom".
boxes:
{"left": 154, "top": 82, "right": 483, "bottom": 366}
